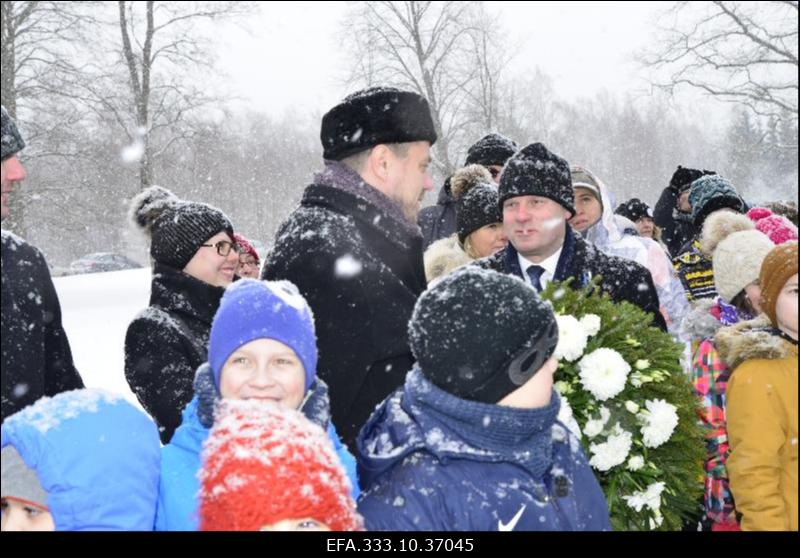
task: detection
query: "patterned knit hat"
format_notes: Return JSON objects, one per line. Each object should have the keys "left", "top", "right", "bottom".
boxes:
{"left": 689, "top": 175, "right": 746, "bottom": 228}
{"left": 130, "top": 185, "right": 234, "bottom": 270}
{"left": 499, "top": 142, "right": 575, "bottom": 217}
{"left": 759, "top": 241, "right": 799, "bottom": 328}
{"left": 198, "top": 400, "right": 363, "bottom": 531}
{"left": 1, "top": 105, "right": 25, "bottom": 161}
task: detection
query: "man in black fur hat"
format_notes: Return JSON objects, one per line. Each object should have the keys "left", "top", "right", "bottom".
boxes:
{"left": 263, "top": 87, "right": 437, "bottom": 449}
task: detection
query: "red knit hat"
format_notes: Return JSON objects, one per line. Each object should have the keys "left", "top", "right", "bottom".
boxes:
{"left": 747, "top": 207, "right": 798, "bottom": 245}
{"left": 233, "top": 233, "right": 260, "bottom": 263}
{"left": 198, "top": 400, "right": 363, "bottom": 531}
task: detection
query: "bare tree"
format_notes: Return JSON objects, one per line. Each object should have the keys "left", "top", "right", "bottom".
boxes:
{"left": 1, "top": 1, "right": 101, "bottom": 236}
{"left": 342, "top": 1, "right": 510, "bottom": 174}
{"left": 641, "top": 1, "right": 798, "bottom": 118}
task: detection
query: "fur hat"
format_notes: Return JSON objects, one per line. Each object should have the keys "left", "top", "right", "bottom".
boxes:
{"left": 130, "top": 185, "right": 234, "bottom": 270}
{"left": 408, "top": 266, "right": 558, "bottom": 404}
{"left": 451, "top": 165, "right": 501, "bottom": 245}
{"left": 759, "top": 241, "right": 799, "bottom": 328}
{"left": 320, "top": 87, "right": 437, "bottom": 161}
{"left": 464, "top": 133, "right": 518, "bottom": 167}
{"left": 499, "top": 142, "right": 574, "bottom": 217}
{"left": 198, "top": 400, "right": 363, "bottom": 531}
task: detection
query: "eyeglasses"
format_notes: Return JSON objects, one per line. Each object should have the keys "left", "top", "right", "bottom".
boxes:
{"left": 201, "top": 240, "right": 242, "bottom": 257}
{"left": 238, "top": 257, "right": 259, "bottom": 267}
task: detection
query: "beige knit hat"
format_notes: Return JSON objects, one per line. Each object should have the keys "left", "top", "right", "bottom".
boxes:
{"left": 712, "top": 230, "right": 775, "bottom": 303}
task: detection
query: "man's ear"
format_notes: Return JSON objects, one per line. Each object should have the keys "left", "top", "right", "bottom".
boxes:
{"left": 368, "top": 144, "right": 391, "bottom": 182}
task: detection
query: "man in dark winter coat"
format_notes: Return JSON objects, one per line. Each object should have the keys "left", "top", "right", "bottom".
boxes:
{"left": 262, "top": 87, "right": 437, "bottom": 449}
{"left": 357, "top": 267, "right": 611, "bottom": 531}
{"left": 473, "top": 142, "right": 667, "bottom": 331}
{"left": 654, "top": 166, "right": 715, "bottom": 257}
{"left": 672, "top": 175, "right": 747, "bottom": 302}
{"left": 1, "top": 105, "right": 83, "bottom": 421}
{"left": 418, "top": 133, "right": 517, "bottom": 250}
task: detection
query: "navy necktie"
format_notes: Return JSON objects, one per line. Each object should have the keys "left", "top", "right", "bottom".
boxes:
{"left": 526, "top": 265, "right": 545, "bottom": 292}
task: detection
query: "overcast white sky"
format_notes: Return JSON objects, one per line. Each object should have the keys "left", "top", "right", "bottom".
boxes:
{"left": 213, "top": 1, "right": 704, "bottom": 119}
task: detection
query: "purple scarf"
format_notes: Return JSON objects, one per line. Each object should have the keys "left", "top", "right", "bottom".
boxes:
{"left": 314, "top": 160, "right": 422, "bottom": 240}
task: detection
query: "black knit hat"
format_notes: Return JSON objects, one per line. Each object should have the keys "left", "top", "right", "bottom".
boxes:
{"left": 615, "top": 198, "right": 652, "bottom": 222}
{"left": 409, "top": 266, "right": 559, "bottom": 404}
{"left": 1, "top": 105, "right": 25, "bottom": 161}
{"left": 320, "top": 87, "right": 437, "bottom": 161}
{"left": 669, "top": 165, "right": 716, "bottom": 193}
{"left": 451, "top": 165, "right": 501, "bottom": 245}
{"left": 498, "top": 142, "right": 575, "bottom": 216}
{"left": 130, "top": 186, "right": 234, "bottom": 270}
{"left": 464, "top": 133, "right": 519, "bottom": 167}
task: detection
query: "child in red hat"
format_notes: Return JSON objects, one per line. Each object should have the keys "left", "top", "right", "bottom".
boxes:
{"left": 198, "top": 399, "right": 363, "bottom": 531}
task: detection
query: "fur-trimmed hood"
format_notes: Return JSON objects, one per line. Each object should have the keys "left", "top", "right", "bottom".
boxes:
{"left": 715, "top": 314, "right": 797, "bottom": 371}
{"left": 423, "top": 234, "right": 471, "bottom": 282}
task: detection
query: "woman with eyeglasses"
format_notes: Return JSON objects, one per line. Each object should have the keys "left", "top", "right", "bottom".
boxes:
{"left": 233, "top": 233, "right": 261, "bottom": 279}
{"left": 125, "top": 186, "right": 239, "bottom": 444}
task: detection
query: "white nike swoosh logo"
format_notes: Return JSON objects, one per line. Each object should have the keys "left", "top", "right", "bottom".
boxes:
{"left": 498, "top": 504, "right": 527, "bottom": 532}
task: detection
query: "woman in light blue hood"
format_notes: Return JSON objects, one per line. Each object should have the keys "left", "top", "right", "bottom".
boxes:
{"left": 1, "top": 389, "right": 161, "bottom": 531}
{"left": 156, "top": 278, "right": 359, "bottom": 531}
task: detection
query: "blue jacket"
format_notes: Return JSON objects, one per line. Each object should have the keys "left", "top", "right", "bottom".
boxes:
{"left": 1, "top": 389, "right": 161, "bottom": 531}
{"left": 356, "top": 369, "right": 611, "bottom": 531}
{"left": 155, "top": 364, "right": 360, "bottom": 531}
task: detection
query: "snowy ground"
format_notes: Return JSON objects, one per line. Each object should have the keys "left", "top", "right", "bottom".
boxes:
{"left": 54, "top": 268, "right": 151, "bottom": 408}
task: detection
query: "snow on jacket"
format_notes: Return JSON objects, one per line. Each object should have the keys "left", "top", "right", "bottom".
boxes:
{"left": 125, "top": 263, "right": 225, "bottom": 443}
{"left": 263, "top": 162, "right": 427, "bottom": 448}
{"left": 155, "top": 364, "right": 359, "bottom": 531}
{"left": 356, "top": 368, "right": 611, "bottom": 531}
{"left": 1, "top": 389, "right": 161, "bottom": 530}
{"left": 1, "top": 230, "right": 83, "bottom": 421}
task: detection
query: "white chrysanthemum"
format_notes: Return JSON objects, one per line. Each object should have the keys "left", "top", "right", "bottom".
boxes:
{"left": 578, "top": 348, "right": 631, "bottom": 401}
{"left": 588, "top": 425, "right": 632, "bottom": 471}
{"left": 623, "top": 481, "right": 666, "bottom": 513}
{"left": 583, "top": 406, "right": 611, "bottom": 438}
{"left": 580, "top": 314, "right": 601, "bottom": 336}
{"left": 641, "top": 399, "right": 679, "bottom": 448}
{"left": 556, "top": 395, "right": 582, "bottom": 440}
{"left": 627, "top": 455, "right": 645, "bottom": 471}
{"left": 554, "top": 315, "right": 589, "bottom": 362}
